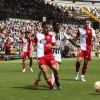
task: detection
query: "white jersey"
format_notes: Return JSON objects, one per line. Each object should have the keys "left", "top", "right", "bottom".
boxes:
{"left": 52, "top": 31, "right": 69, "bottom": 55}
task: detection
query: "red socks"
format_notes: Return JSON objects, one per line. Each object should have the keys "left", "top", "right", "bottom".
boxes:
{"left": 29, "top": 59, "right": 32, "bottom": 67}
{"left": 82, "top": 65, "right": 87, "bottom": 75}
{"left": 76, "top": 61, "right": 80, "bottom": 72}
{"left": 22, "top": 62, "right": 26, "bottom": 68}
{"left": 46, "top": 78, "right": 53, "bottom": 87}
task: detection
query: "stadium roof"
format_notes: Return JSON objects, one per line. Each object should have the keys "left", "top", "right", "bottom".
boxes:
{"left": 50, "top": 0, "right": 100, "bottom": 5}
{"left": 53, "top": 0, "right": 100, "bottom": 2}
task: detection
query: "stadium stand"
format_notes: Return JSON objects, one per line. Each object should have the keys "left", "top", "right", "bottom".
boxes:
{"left": 0, "top": 0, "right": 100, "bottom": 59}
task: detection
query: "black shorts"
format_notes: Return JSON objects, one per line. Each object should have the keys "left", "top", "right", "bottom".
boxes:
{"left": 5, "top": 50, "right": 10, "bottom": 55}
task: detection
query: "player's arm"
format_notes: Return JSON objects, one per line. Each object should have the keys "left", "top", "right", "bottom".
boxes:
{"left": 68, "top": 38, "right": 80, "bottom": 47}
{"left": 19, "top": 44, "right": 22, "bottom": 54}
{"left": 51, "top": 45, "right": 58, "bottom": 49}
{"left": 92, "top": 29, "right": 98, "bottom": 47}
{"left": 64, "top": 32, "right": 79, "bottom": 48}
{"left": 29, "top": 34, "right": 37, "bottom": 58}
{"left": 93, "top": 36, "right": 97, "bottom": 47}
{"left": 47, "top": 33, "right": 58, "bottom": 49}
{"left": 47, "top": 43, "right": 58, "bottom": 49}
{"left": 19, "top": 39, "right": 23, "bottom": 54}
{"left": 29, "top": 42, "right": 35, "bottom": 58}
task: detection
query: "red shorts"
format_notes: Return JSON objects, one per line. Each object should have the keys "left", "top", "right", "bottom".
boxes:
{"left": 22, "top": 51, "right": 30, "bottom": 59}
{"left": 38, "top": 54, "right": 57, "bottom": 68}
{"left": 77, "top": 49, "right": 91, "bottom": 60}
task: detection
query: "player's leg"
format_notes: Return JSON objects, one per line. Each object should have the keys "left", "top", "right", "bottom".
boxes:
{"left": 49, "top": 57, "right": 61, "bottom": 90}
{"left": 51, "top": 64, "right": 61, "bottom": 90}
{"left": 28, "top": 51, "right": 33, "bottom": 72}
{"left": 81, "top": 50, "right": 90, "bottom": 81}
{"left": 34, "top": 69, "right": 42, "bottom": 86}
{"left": 51, "top": 62, "right": 60, "bottom": 84}
{"left": 8, "top": 50, "right": 11, "bottom": 60}
{"left": 22, "top": 52, "right": 26, "bottom": 72}
{"left": 6, "top": 50, "right": 9, "bottom": 60}
{"left": 51, "top": 54, "right": 61, "bottom": 84}
{"left": 22, "top": 58, "right": 26, "bottom": 72}
{"left": 4, "top": 50, "right": 7, "bottom": 61}
{"left": 37, "top": 58, "right": 53, "bottom": 90}
{"left": 29, "top": 57, "right": 33, "bottom": 72}
{"left": 81, "top": 60, "right": 89, "bottom": 81}
{"left": 40, "top": 65, "right": 53, "bottom": 90}
{"left": 75, "top": 49, "right": 83, "bottom": 80}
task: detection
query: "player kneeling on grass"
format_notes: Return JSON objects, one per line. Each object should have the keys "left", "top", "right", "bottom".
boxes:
{"left": 30, "top": 21, "right": 61, "bottom": 90}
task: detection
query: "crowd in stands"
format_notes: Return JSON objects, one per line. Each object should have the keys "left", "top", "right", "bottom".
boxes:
{"left": 85, "top": 7, "right": 100, "bottom": 18}
{"left": 0, "top": 0, "right": 100, "bottom": 22}
{"left": 0, "top": 0, "right": 85, "bottom": 23}
{"left": 0, "top": 19, "right": 100, "bottom": 57}
{"left": 0, "top": 0, "right": 100, "bottom": 59}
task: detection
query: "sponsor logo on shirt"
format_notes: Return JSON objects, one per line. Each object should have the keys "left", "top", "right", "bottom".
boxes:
{"left": 82, "top": 34, "right": 88, "bottom": 39}
{"left": 40, "top": 39, "right": 47, "bottom": 44}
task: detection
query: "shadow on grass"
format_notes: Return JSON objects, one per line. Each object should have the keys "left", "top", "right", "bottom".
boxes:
{"left": 90, "top": 93, "right": 100, "bottom": 95}
{"left": 60, "top": 78, "right": 80, "bottom": 81}
{"left": 13, "top": 85, "right": 49, "bottom": 90}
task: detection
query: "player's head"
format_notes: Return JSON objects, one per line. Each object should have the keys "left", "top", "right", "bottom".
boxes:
{"left": 25, "top": 31, "right": 30, "bottom": 38}
{"left": 53, "top": 21, "right": 60, "bottom": 33}
{"left": 42, "top": 21, "right": 50, "bottom": 34}
{"left": 83, "top": 18, "right": 90, "bottom": 29}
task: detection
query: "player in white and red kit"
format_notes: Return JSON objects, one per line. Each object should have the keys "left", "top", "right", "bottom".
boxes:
{"left": 30, "top": 22, "right": 61, "bottom": 90}
{"left": 74, "top": 18, "right": 97, "bottom": 81}
{"left": 33, "top": 22, "right": 80, "bottom": 86}
{"left": 20, "top": 31, "right": 33, "bottom": 72}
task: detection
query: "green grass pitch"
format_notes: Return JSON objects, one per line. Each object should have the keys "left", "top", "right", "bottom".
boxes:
{"left": 0, "top": 57, "right": 100, "bottom": 100}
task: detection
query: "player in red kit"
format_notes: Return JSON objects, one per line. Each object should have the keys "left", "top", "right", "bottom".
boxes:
{"left": 4, "top": 39, "right": 11, "bottom": 60}
{"left": 20, "top": 31, "right": 33, "bottom": 72}
{"left": 30, "top": 22, "right": 61, "bottom": 90}
{"left": 74, "top": 18, "right": 97, "bottom": 81}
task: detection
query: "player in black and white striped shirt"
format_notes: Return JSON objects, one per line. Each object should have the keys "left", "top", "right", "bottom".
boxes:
{"left": 33, "top": 22, "right": 79, "bottom": 86}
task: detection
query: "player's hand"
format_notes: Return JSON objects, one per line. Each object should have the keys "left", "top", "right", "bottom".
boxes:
{"left": 46, "top": 44, "right": 53, "bottom": 48}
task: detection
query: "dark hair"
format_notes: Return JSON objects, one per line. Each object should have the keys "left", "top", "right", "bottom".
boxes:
{"left": 25, "top": 31, "right": 30, "bottom": 34}
{"left": 53, "top": 21, "right": 59, "bottom": 27}
{"left": 42, "top": 21, "right": 50, "bottom": 27}
{"left": 83, "top": 18, "right": 90, "bottom": 22}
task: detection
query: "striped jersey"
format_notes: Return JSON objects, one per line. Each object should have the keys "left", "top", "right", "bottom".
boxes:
{"left": 52, "top": 31, "right": 69, "bottom": 54}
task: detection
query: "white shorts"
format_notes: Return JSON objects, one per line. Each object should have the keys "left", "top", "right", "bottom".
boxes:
{"left": 53, "top": 54, "right": 61, "bottom": 63}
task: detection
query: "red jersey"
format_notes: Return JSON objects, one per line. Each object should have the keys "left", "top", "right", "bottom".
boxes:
{"left": 5, "top": 42, "right": 11, "bottom": 50}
